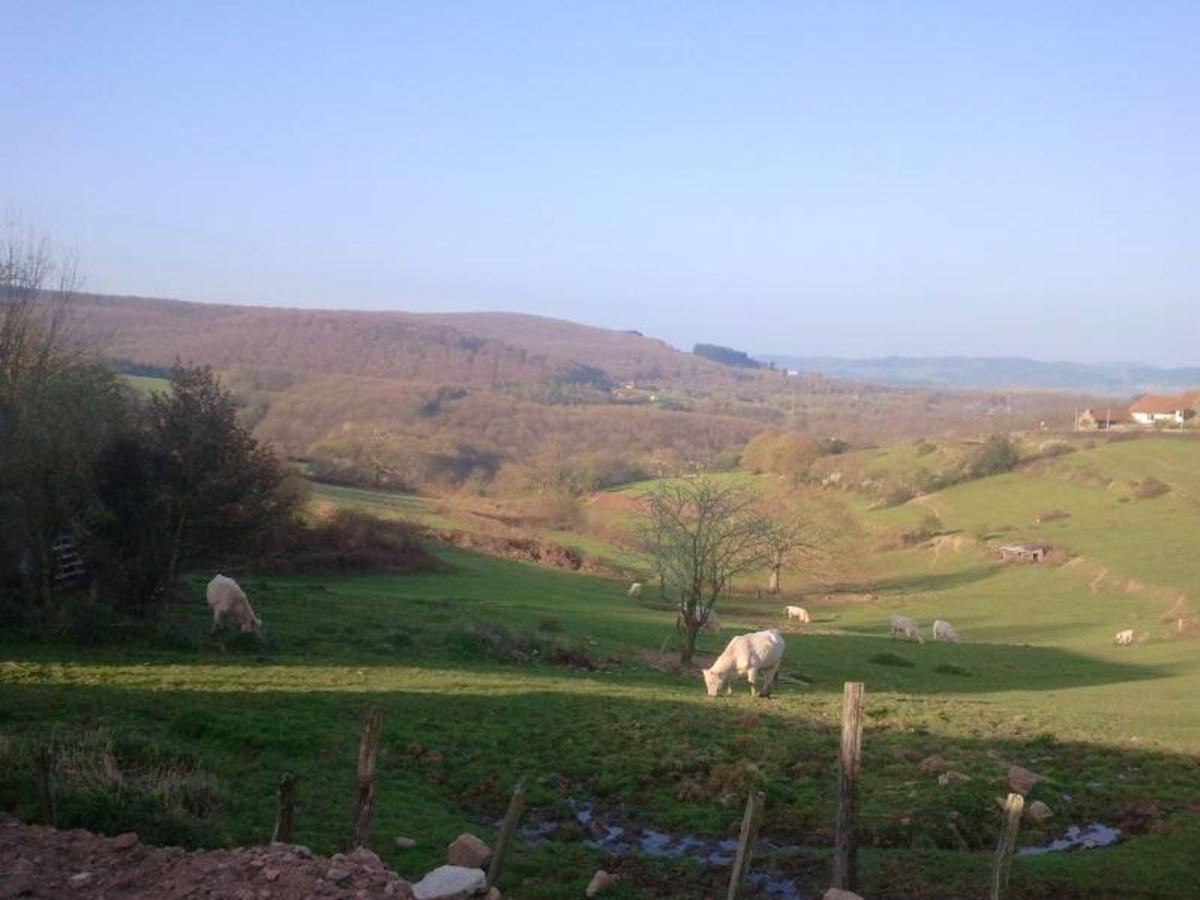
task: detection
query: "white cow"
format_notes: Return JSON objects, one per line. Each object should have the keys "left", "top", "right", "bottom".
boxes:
{"left": 784, "top": 605, "right": 810, "bottom": 624}
{"left": 206, "top": 574, "right": 261, "bottom": 634}
{"left": 628, "top": 582, "right": 643, "bottom": 598}
{"left": 702, "top": 629, "right": 786, "bottom": 698}
{"left": 677, "top": 609, "right": 721, "bottom": 634}
{"left": 932, "top": 619, "right": 961, "bottom": 643}
{"left": 890, "top": 614, "right": 924, "bottom": 643}
{"left": 1114, "top": 629, "right": 1135, "bottom": 646}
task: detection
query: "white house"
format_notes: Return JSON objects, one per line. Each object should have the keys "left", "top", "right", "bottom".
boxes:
{"left": 1128, "top": 392, "right": 1200, "bottom": 426}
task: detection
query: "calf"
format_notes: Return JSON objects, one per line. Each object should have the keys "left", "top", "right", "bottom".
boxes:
{"left": 702, "top": 629, "right": 786, "bottom": 698}
{"left": 206, "top": 574, "right": 261, "bottom": 634}
{"left": 627, "top": 582, "right": 643, "bottom": 598}
{"left": 784, "top": 605, "right": 810, "bottom": 624}
{"left": 1114, "top": 629, "right": 1135, "bottom": 646}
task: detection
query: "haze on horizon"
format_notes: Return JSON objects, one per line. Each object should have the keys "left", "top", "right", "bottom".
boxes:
{"left": 3, "top": 2, "right": 1197, "bottom": 366}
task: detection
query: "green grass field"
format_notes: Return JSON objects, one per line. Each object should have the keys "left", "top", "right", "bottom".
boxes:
{"left": 2, "top": 436, "right": 1198, "bottom": 898}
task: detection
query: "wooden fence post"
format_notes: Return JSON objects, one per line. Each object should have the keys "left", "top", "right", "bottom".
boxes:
{"left": 34, "top": 746, "right": 56, "bottom": 826}
{"left": 486, "top": 778, "right": 527, "bottom": 888}
{"left": 272, "top": 772, "right": 298, "bottom": 844}
{"left": 726, "top": 790, "right": 766, "bottom": 900}
{"left": 990, "top": 792, "right": 1025, "bottom": 900}
{"left": 351, "top": 710, "right": 385, "bottom": 848}
{"left": 832, "top": 682, "right": 864, "bottom": 891}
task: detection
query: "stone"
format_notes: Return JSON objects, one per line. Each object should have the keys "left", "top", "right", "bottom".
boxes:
{"left": 263, "top": 868, "right": 282, "bottom": 883}
{"left": 347, "top": 847, "right": 383, "bottom": 869}
{"left": 411, "top": 866, "right": 487, "bottom": 900}
{"left": 1008, "top": 765, "right": 1042, "bottom": 795}
{"left": 111, "top": 832, "right": 139, "bottom": 850}
{"left": 446, "top": 833, "right": 492, "bottom": 868}
{"left": 325, "top": 867, "right": 352, "bottom": 883}
{"left": 938, "top": 770, "right": 971, "bottom": 786}
{"left": 823, "top": 890, "right": 865, "bottom": 900}
{"left": 1026, "top": 800, "right": 1054, "bottom": 821}
{"left": 918, "top": 754, "right": 949, "bottom": 775}
{"left": 385, "top": 880, "right": 416, "bottom": 899}
{"left": 586, "top": 870, "right": 621, "bottom": 897}
{"left": 395, "top": 836, "right": 418, "bottom": 850}
{"left": 69, "top": 873, "right": 94, "bottom": 889}
{"left": 484, "top": 889, "right": 502, "bottom": 900}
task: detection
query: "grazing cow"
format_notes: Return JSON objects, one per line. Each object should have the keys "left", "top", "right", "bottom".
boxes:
{"left": 677, "top": 609, "right": 721, "bottom": 634}
{"left": 628, "top": 582, "right": 643, "bottom": 598}
{"left": 206, "top": 574, "right": 261, "bottom": 634}
{"left": 932, "top": 619, "right": 961, "bottom": 643}
{"left": 1114, "top": 629, "right": 1135, "bottom": 646}
{"left": 784, "top": 605, "right": 810, "bottom": 624}
{"left": 890, "top": 614, "right": 924, "bottom": 643}
{"left": 702, "top": 629, "right": 786, "bottom": 698}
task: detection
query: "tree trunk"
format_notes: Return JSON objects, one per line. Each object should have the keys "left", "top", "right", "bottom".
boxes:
{"left": 768, "top": 565, "right": 780, "bottom": 594}
{"left": 680, "top": 622, "right": 700, "bottom": 664}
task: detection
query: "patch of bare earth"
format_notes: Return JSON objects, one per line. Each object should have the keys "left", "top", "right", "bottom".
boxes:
{"left": 0, "top": 814, "right": 414, "bottom": 900}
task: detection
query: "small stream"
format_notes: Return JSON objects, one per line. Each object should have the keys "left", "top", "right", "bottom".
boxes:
{"left": 1017, "top": 822, "right": 1122, "bottom": 857}
{"left": 520, "top": 801, "right": 809, "bottom": 899}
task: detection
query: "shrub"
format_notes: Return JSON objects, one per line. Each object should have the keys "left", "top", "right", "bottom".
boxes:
{"left": 1132, "top": 477, "right": 1170, "bottom": 500}
{"left": 269, "top": 508, "right": 438, "bottom": 574}
{"left": 964, "top": 435, "right": 1019, "bottom": 478}
{"left": 935, "top": 663, "right": 971, "bottom": 676}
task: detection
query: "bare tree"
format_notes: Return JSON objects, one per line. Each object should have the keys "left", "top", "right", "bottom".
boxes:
{"left": 763, "top": 516, "right": 826, "bottom": 594}
{"left": 638, "top": 476, "right": 771, "bottom": 663}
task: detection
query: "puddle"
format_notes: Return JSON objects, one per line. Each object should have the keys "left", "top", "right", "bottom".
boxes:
{"left": 1017, "top": 822, "right": 1122, "bottom": 857}
{"left": 519, "top": 801, "right": 810, "bottom": 898}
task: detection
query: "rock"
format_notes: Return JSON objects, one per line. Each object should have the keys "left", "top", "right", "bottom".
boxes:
{"left": 263, "top": 867, "right": 282, "bottom": 883}
{"left": 938, "top": 770, "right": 971, "bottom": 786}
{"left": 68, "top": 872, "right": 94, "bottom": 889}
{"left": 484, "top": 889, "right": 502, "bottom": 900}
{"left": 823, "top": 890, "right": 865, "bottom": 900}
{"left": 446, "top": 833, "right": 492, "bottom": 868}
{"left": 411, "top": 866, "right": 487, "bottom": 900}
{"left": 586, "top": 870, "right": 621, "bottom": 897}
{"left": 347, "top": 847, "right": 383, "bottom": 869}
{"left": 1026, "top": 800, "right": 1054, "bottom": 821}
{"left": 918, "top": 754, "right": 949, "bottom": 775}
{"left": 325, "top": 867, "right": 352, "bottom": 883}
{"left": 110, "top": 832, "right": 139, "bottom": 851}
{"left": 1008, "top": 765, "right": 1042, "bottom": 795}
{"left": 395, "top": 836, "right": 418, "bottom": 850}
{"left": 384, "top": 880, "right": 415, "bottom": 899}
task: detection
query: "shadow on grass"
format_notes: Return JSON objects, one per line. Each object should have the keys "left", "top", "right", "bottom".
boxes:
{"left": 0, "top": 681, "right": 1197, "bottom": 900}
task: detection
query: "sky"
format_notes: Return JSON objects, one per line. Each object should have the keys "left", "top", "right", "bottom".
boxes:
{"left": 2, "top": 1, "right": 1197, "bottom": 364}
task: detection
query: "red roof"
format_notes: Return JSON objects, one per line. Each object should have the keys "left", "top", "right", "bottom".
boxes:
{"left": 1130, "top": 393, "right": 1193, "bottom": 414}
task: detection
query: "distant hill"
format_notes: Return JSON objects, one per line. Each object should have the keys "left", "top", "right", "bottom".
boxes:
{"left": 757, "top": 355, "right": 1200, "bottom": 395}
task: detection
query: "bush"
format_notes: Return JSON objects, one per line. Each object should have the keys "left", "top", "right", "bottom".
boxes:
{"left": 1132, "top": 477, "right": 1170, "bottom": 500}
{"left": 964, "top": 435, "right": 1019, "bottom": 478}
{"left": 935, "top": 663, "right": 971, "bottom": 676}
{"left": 268, "top": 509, "right": 438, "bottom": 574}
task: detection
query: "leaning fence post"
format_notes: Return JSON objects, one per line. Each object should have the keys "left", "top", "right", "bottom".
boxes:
{"left": 726, "top": 790, "right": 766, "bottom": 900}
{"left": 34, "top": 745, "right": 56, "bottom": 826}
{"left": 486, "top": 778, "right": 527, "bottom": 888}
{"left": 990, "top": 792, "right": 1025, "bottom": 900}
{"left": 272, "top": 772, "right": 298, "bottom": 844}
{"left": 351, "top": 710, "right": 385, "bottom": 848}
{"left": 832, "top": 681, "right": 864, "bottom": 891}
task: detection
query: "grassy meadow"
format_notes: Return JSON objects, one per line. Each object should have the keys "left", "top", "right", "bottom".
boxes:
{"left": 1, "top": 436, "right": 1199, "bottom": 898}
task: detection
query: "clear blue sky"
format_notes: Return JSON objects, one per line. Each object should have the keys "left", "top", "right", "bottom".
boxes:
{"left": 3, "top": 1, "right": 1197, "bottom": 364}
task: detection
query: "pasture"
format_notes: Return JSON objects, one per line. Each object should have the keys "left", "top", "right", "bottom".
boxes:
{"left": 2, "top": 539, "right": 1198, "bottom": 898}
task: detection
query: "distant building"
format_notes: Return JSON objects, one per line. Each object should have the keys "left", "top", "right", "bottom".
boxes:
{"left": 1076, "top": 407, "right": 1131, "bottom": 430}
{"left": 999, "top": 544, "right": 1045, "bottom": 563}
{"left": 1128, "top": 392, "right": 1199, "bottom": 426}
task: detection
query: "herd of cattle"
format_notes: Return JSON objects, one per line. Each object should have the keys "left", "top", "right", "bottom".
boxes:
{"left": 201, "top": 573, "right": 1144, "bottom": 696}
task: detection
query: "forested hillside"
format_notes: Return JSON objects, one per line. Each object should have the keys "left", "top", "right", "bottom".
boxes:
{"left": 71, "top": 292, "right": 1096, "bottom": 492}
